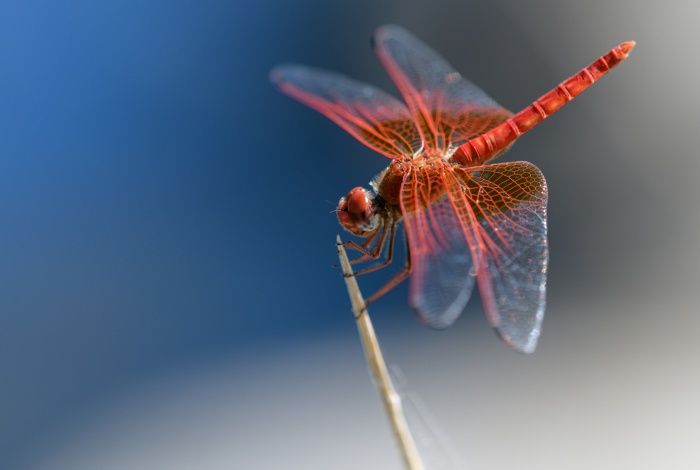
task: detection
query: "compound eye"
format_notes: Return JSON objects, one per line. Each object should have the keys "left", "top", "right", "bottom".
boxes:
{"left": 336, "top": 187, "right": 376, "bottom": 236}
{"left": 345, "top": 187, "right": 372, "bottom": 222}
{"left": 336, "top": 198, "right": 353, "bottom": 228}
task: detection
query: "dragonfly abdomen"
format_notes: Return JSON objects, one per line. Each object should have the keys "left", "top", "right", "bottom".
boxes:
{"left": 454, "top": 41, "right": 635, "bottom": 166}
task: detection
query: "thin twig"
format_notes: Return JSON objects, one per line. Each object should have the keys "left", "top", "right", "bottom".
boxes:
{"left": 336, "top": 235, "right": 425, "bottom": 470}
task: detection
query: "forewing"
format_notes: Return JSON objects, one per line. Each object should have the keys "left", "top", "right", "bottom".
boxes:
{"left": 271, "top": 64, "right": 422, "bottom": 158}
{"left": 400, "top": 167, "right": 479, "bottom": 328}
{"left": 373, "top": 25, "right": 512, "bottom": 155}
{"left": 455, "top": 162, "right": 548, "bottom": 353}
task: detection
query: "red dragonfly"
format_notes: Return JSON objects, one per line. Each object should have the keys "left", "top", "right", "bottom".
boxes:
{"left": 272, "top": 26, "right": 634, "bottom": 353}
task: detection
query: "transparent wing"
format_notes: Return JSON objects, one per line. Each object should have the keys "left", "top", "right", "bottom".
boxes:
{"left": 400, "top": 167, "right": 479, "bottom": 328}
{"left": 454, "top": 162, "right": 548, "bottom": 353}
{"left": 271, "top": 64, "right": 422, "bottom": 158}
{"left": 373, "top": 25, "right": 512, "bottom": 155}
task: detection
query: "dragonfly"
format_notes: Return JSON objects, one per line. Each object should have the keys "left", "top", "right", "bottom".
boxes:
{"left": 271, "top": 25, "right": 634, "bottom": 353}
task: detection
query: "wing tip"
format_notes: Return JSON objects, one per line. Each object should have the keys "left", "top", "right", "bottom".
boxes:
{"left": 269, "top": 63, "right": 297, "bottom": 88}
{"left": 372, "top": 24, "right": 410, "bottom": 49}
{"left": 374, "top": 24, "right": 403, "bottom": 37}
{"left": 410, "top": 287, "right": 472, "bottom": 330}
{"left": 493, "top": 327, "right": 541, "bottom": 354}
{"left": 416, "top": 312, "right": 459, "bottom": 330}
{"left": 269, "top": 63, "right": 327, "bottom": 83}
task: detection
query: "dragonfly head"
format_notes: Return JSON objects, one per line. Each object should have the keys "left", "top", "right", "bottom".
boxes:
{"left": 337, "top": 187, "right": 382, "bottom": 236}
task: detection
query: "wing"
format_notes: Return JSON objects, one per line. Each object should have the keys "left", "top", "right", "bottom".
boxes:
{"left": 400, "top": 167, "right": 479, "bottom": 329}
{"left": 373, "top": 25, "right": 512, "bottom": 156}
{"left": 271, "top": 64, "right": 422, "bottom": 159}
{"left": 454, "top": 162, "right": 548, "bottom": 353}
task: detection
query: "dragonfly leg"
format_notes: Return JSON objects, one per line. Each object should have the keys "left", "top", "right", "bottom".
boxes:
{"left": 364, "top": 238, "right": 412, "bottom": 306}
{"left": 352, "top": 222, "right": 397, "bottom": 276}
{"left": 347, "top": 221, "right": 390, "bottom": 264}
{"left": 343, "top": 228, "right": 380, "bottom": 257}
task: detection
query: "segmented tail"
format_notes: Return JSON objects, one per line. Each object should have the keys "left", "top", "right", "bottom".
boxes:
{"left": 454, "top": 41, "right": 636, "bottom": 165}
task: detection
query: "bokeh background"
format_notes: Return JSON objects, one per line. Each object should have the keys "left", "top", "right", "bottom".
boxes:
{"left": 1, "top": 0, "right": 699, "bottom": 469}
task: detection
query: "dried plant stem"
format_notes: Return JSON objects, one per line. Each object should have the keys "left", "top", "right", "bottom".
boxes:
{"left": 336, "top": 235, "right": 425, "bottom": 470}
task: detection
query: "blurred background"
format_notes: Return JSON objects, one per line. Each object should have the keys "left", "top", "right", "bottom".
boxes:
{"left": 1, "top": 0, "right": 699, "bottom": 468}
